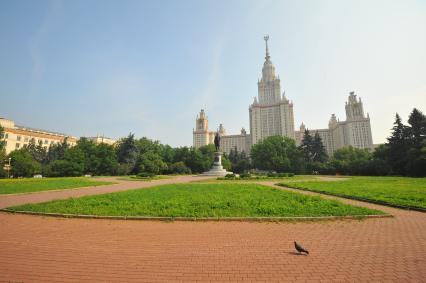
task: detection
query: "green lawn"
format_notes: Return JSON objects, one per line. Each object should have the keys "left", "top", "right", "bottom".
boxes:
{"left": 8, "top": 183, "right": 383, "bottom": 217}
{"left": 0, "top": 177, "right": 115, "bottom": 195}
{"left": 278, "top": 176, "right": 426, "bottom": 209}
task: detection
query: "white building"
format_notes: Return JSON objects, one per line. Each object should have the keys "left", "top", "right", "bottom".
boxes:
{"left": 0, "top": 118, "right": 78, "bottom": 154}
{"left": 193, "top": 36, "right": 374, "bottom": 156}
{"left": 294, "top": 92, "right": 374, "bottom": 156}
{"left": 193, "top": 109, "right": 215, "bottom": 148}
{"left": 86, "top": 135, "right": 116, "bottom": 145}
{"left": 0, "top": 118, "right": 119, "bottom": 155}
{"left": 249, "top": 36, "right": 295, "bottom": 145}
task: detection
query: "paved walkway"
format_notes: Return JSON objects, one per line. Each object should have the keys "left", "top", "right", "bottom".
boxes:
{"left": 0, "top": 178, "right": 425, "bottom": 282}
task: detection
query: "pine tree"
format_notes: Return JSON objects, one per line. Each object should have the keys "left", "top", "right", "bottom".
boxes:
{"left": 312, "top": 132, "right": 328, "bottom": 162}
{"left": 405, "top": 109, "right": 426, "bottom": 176}
{"left": 116, "top": 133, "right": 139, "bottom": 167}
{"left": 299, "top": 129, "right": 314, "bottom": 162}
{"left": 387, "top": 113, "right": 410, "bottom": 175}
{"left": 407, "top": 108, "right": 426, "bottom": 146}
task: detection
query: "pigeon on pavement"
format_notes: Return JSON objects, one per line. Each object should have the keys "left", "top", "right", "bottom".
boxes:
{"left": 294, "top": 241, "right": 309, "bottom": 255}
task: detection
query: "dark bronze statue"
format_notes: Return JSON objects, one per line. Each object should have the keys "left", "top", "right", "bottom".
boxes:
{"left": 214, "top": 132, "right": 221, "bottom": 152}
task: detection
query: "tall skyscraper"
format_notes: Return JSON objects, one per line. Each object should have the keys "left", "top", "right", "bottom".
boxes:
{"left": 193, "top": 36, "right": 374, "bottom": 156}
{"left": 249, "top": 35, "right": 295, "bottom": 145}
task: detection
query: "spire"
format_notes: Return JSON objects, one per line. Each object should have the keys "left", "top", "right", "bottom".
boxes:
{"left": 264, "top": 35, "right": 270, "bottom": 61}
{"left": 261, "top": 35, "right": 276, "bottom": 82}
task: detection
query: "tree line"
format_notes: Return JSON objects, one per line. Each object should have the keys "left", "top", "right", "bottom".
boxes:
{"left": 0, "top": 130, "right": 231, "bottom": 177}
{"left": 0, "top": 108, "right": 424, "bottom": 178}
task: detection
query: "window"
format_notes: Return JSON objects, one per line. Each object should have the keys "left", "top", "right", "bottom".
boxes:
{"left": 5, "top": 133, "right": 8, "bottom": 139}
{"left": 17, "top": 136, "right": 21, "bottom": 141}
{"left": 24, "top": 137, "right": 29, "bottom": 142}
{"left": 16, "top": 143, "right": 20, "bottom": 149}
{"left": 44, "top": 140, "right": 48, "bottom": 144}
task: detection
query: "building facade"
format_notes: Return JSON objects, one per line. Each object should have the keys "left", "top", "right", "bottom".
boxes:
{"left": 193, "top": 36, "right": 374, "bottom": 156}
{"left": 294, "top": 92, "right": 374, "bottom": 156}
{"left": 0, "top": 118, "right": 78, "bottom": 154}
{"left": 193, "top": 109, "right": 216, "bottom": 148}
{"left": 86, "top": 135, "right": 116, "bottom": 145}
{"left": 249, "top": 36, "right": 295, "bottom": 145}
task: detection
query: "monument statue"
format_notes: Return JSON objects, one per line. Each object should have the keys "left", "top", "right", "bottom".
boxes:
{"left": 214, "top": 132, "right": 221, "bottom": 152}
{"left": 200, "top": 129, "right": 232, "bottom": 176}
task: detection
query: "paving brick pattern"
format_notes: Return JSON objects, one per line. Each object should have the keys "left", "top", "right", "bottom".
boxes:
{"left": 0, "top": 178, "right": 425, "bottom": 282}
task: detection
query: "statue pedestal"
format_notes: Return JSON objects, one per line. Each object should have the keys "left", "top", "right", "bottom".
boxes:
{"left": 201, "top": 152, "right": 232, "bottom": 177}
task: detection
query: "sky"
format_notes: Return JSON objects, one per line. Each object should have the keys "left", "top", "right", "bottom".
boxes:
{"left": 1, "top": 0, "right": 425, "bottom": 146}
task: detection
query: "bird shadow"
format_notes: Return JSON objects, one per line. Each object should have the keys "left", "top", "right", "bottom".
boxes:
{"left": 287, "top": 251, "right": 308, "bottom": 256}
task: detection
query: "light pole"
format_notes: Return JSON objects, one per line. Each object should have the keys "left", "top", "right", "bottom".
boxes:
{"left": 7, "top": 157, "right": 11, "bottom": 178}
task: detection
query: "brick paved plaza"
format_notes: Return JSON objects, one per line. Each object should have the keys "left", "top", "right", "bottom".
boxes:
{"left": 0, "top": 177, "right": 425, "bottom": 282}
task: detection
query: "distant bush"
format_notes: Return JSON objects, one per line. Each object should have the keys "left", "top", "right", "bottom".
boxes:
{"left": 116, "top": 163, "right": 133, "bottom": 176}
{"left": 168, "top": 162, "right": 192, "bottom": 174}
{"left": 137, "top": 172, "right": 156, "bottom": 178}
{"left": 224, "top": 173, "right": 237, "bottom": 179}
{"left": 239, "top": 173, "right": 251, "bottom": 179}
{"left": 266, "top": 172, "right": 294, "bottom": 178}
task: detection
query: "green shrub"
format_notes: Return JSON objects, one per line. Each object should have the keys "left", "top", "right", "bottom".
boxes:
{"left": 266, "top": 172, "right": 294, "bottom": 178}
{"left": 239, "top": 173, "right": 251, "bottom": 179}
{"left": 137, "top": 172, "right": 156, "bottom": 178}
{"left": 168, "top": 162, "right": 192, "bottom": 174}
{"left": 225, "top": 173, "right": 237, "bottom": 179}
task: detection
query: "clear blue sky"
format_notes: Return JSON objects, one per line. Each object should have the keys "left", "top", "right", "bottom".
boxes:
{"left": 1, "top": 0, "right": 425, "bottom": 146}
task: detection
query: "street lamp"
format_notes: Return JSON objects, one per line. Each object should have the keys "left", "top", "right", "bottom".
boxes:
{"left": 5, "top": 157, "right": 11, "bottom": 178}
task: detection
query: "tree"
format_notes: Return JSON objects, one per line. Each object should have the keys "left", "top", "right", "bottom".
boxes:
{"left": 93, "top": 143, "right": 119, "bottom": 175}
{"left": 116, "top": 133, "right": 139, "bottom": 174}
{"left": 299, "top": 129, "right": 314, "bottom": 162}
{"left": 0, "top": 125, "right": 6, "bottom": 177}
{"left": 137, "top": 151, "right": 168, "bottom": 174}
{"left": 312, "top": 132, "right": 328, "bottom": 163}
{"left": 136, "top": 137, "right": 163, "bottom": 155}
{"left": 387, "top": 114, "right": 411, "bottom": 175}
{"left": 329, "top": 146, "right": 373, "bottom": 175}
{"left": 299, "top": 130, "right": 328, "bottom": 173}
{"left": 25, "top": 139, "right": 47, "bottom": 164}
{"left": 45, "top": 138, "right": 69, "bottom": 164}
{"left": 228, "top": 147, "right": 251, "bottom": 173}
{"left": 184, "top": 147, "right": 210, "bottom": 173}
{"left": 251, "top": 136, "right": 303, "bottom": 173}
{"left": 8, "top": 149, "right": 41, "bottom": 177}
{"left": 168, "top": 161, "right": 191, "bottom": 174}
{"left": 161, "top": 144, "right": 175, "bottom": 164}
{"left": 0, "top": 124, "right": 6, "bottom": 150}
{"left": 46, "top": 160, "right": 84, "bottom": 177}
{"left": 405, "top": 109, "right": 426, "bottom": 176}
{"left": 407, "top": 108, "right": 426, "bottom": 144}
{"left": 370, "top": 144, "right": 392, "bottom": 176}
{"left": 74, "top": 138, "right": 98, "bottom": 174}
